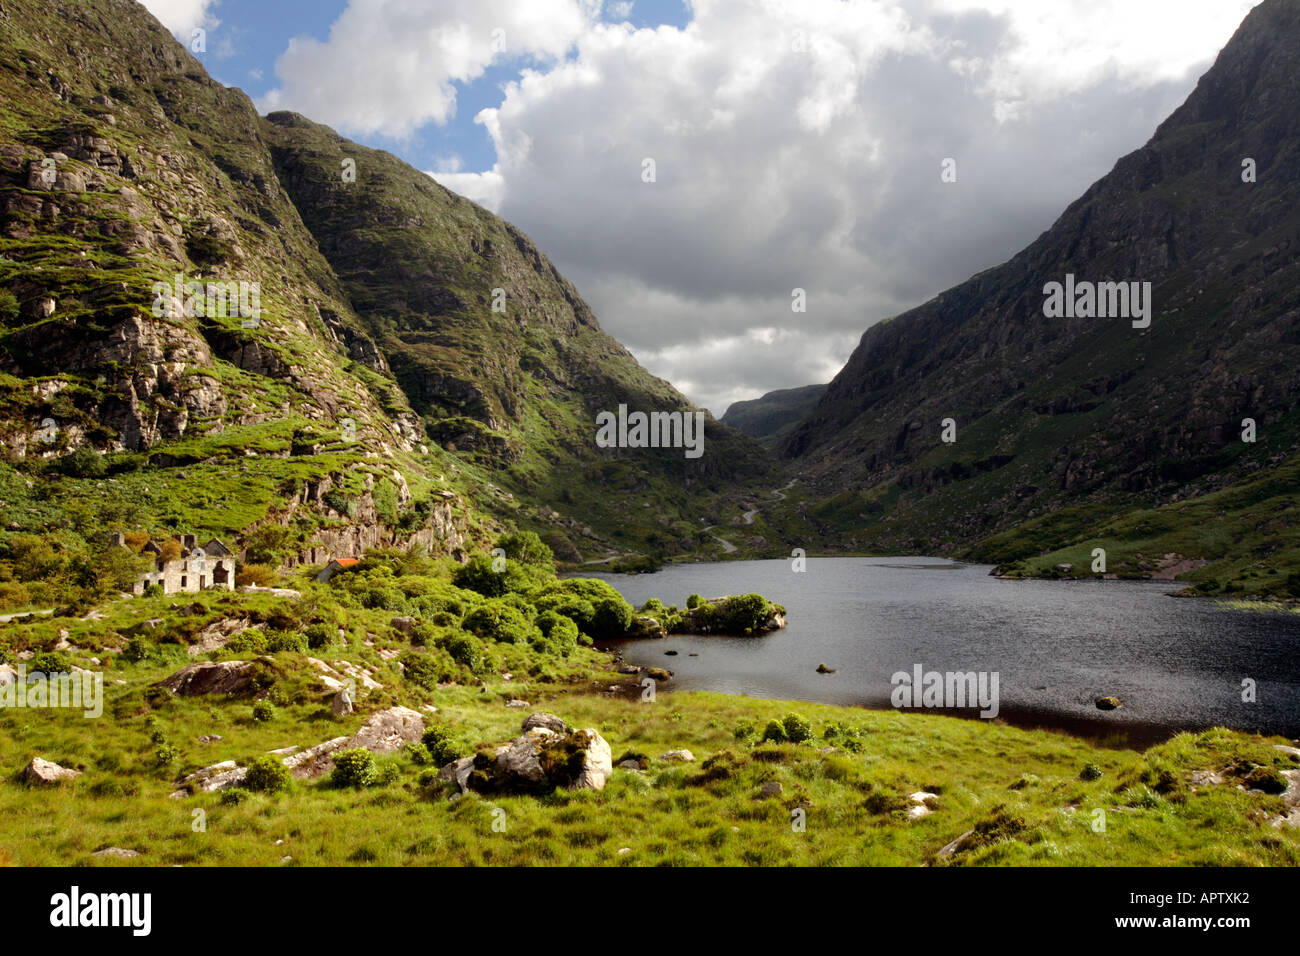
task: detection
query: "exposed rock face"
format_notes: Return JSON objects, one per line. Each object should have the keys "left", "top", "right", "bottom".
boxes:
{"left": 25, "top": 757, "right": 81, "bottom": 785}
{"left": 780, "top": 0, "right": 1300, "bottom": 562}
{"left": 283, "top": 706, "right": 425, "bottom": 780}
{"left": 175, "top": 760, "right": 247, "bottom": 795}
{"left": 155, "top": 661, "right": 258, "bottom": 697}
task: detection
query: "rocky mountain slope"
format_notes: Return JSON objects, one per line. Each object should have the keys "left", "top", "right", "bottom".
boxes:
{"left": 0, "top": 0, "right": 766, "bottom": 609}
{"left": 778, "top": 0, "right": 1300, "bottom": 595}
{"left": 721, "top": 384, "right": 826, "bottom": 446}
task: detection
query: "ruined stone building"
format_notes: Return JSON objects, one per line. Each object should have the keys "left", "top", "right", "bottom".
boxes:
{"left": 112, "top": 533, "right": 236, "bottom": 595}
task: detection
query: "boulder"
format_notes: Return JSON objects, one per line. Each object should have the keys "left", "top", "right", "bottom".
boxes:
{"left": 521, "top": 712, "right": 568, "bottom": 735}
{"left": 505, "top": 699, "right": 529, "bottom": 708}
{"left": 759, "top": 781, "right": 784, "bottom": 798}
{"left": 285, "top": 707, "right": 425, "bottom": 780}
{"left": 645, "top": 667, "right": 672, "bottom": 682}
{"left": 177, "top": 760, "right": 247, "bottom": 794}
{"left": 660, "top": 749, "right": 695, "bottom": 762}
{"left": 390, "top": 616, "right": 416, "bottom": 636}
{"left": 25, "top": 757, "right": 81, "bottom": 785}
{"left": 1094, "top": 696, "right": 1123, "bottom": 711}
{"left": 155, "top": 660, "right": 257, "bottom": 697}
{"left": 331, "top": 688, "right": 353, "bottom": 716}
{"left": 444, "top": 726, "right": 613, "bottom": 795}
{"left": 628, "top": 616, "right": 667, "bottom": 639}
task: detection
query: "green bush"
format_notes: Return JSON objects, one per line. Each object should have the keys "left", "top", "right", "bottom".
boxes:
{"left": 718, "top": 593, "right": 771, "bottom": 633}
{"left": 122, "top": 636, "right": 151, "bottom": 663}
{"left": 28, "top": 651, "right": 73, "bottom": 674}
{"left": 267, "top": 630, "right": 308, "bottom": 654}
{"left": 494, "top": 531, "right": 554, "bottom": 570}
{"left": 331, "top": 748, "right": 378, "bottom": 788}
{"left": 462, "top": 600, "right": 540, "bottom": 645}
{"left": 732, "top": 719, "right": 756, "bottom": 741}
{"left": 406, "top": 742, "right": 433, "bottom": 765}
{"left": 422, "top": 724, "right": 469, "bottom": 766}
{"left": 687, "top": 593, "right": 704, "bottom": 609}
{"left": 219, "top": 787, "right": 251, "bottom": 805}
{"left": 244, "top": 755, "right": 290, "bottom": 794}
{"left": 761, "top": 719, "right": 788, "bottom": 744}
{"left": 533, "top": 610, "right": 580, "bottom": 656}
{"left": 441, "top": 632, "right": 490, "bottom": 673}
{"left": 1080, "top": 763, "right": 1104, "bottom": 781}
{"left": 400, "top": 648, "right": 456, "bottom": 689}
{"left": 782, "top": 713, "right": 813, "bottom": 743}
{"left": 154, "top": 744, "right": 178, "bottom": 767}
{"left": 252, "top": 700, "right": 276, "bottom": 723}
{"left": 304, "top": 623, "right": 336, "bottom": 649}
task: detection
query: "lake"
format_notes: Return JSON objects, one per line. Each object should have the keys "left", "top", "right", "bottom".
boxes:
{"left": 588, "top": 557, "right": 1300, "bottom": 745}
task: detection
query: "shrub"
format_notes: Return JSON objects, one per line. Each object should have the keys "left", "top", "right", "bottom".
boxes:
{"left": 122, "top": 636, "right": 151, "bottom": 663}
{"left": 226, "top": 630, "right": 268, "bottom": 654}
{"left": 1080, "top": 763, "right": 1104, "bottom": 781}
{"left": 28, "top": 651, "right": 73, "bottom": 674}
{"left": 61, "top": 445, "right": 106, "bottom": 479}
{"left": 142, "top": 582, "right": 164, "bottom": 599}
{"left": 304, "top": 623, "right": 336, "bottom": 649}
{"left": 782, "top": 713, "right": 813, "bottom": 744}
{"left": 441, "top": 632, "right": 489, "bottom": 673}
{"left": 761, "top": 719, "right": 788, "bottom": 744}
{"left": 244, "top": 755, "right": 290, "bottom": 794}
{"left": 219, "top": 787, "right": 251, "bottom": 806}
{"left": 422, "top": 724, "right": 469, "bottom": 766}
{"left": 252, "top": 700, "right": 276, "bottom": 723}
{"left": 332, "top": 748, "right": 378, "bottom": 788}
{"left": 400, "top": 648, "right": 455, "bottom": 689}
{"left": 462, "top": 600, "right": 540, "bottom": 645}
{"left": 235, "top": 563, "right": 277, "bottom": 588}
{"left": 687, "top": 593, "right": 704, "bottom": 609}
{"left": 154, "top": 744, "right": 178, "bottom": 767}
{"left": 717, "top": 593, "right": 771, "bottom": 633}
{"left": 406, "top": 742, "right": 433, "bottom": 765}
{"left": 533, "top": 610, "right": 579, "bottom": 656}
{"left": 732, "top": 720, "right": 756, "bottom": 742}
{"left": 267, "top": 630, "right": 308, "bottom": 654}
{"left": 494, "top": 531, "right": 554, "bottom": 570}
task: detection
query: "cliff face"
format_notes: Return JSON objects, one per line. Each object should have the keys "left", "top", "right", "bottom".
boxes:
{"left": 780, "top": 0, "right": 1300, "bottom": 564}
{"left": 0, "top": 0, "right": 767, "bottom": 571}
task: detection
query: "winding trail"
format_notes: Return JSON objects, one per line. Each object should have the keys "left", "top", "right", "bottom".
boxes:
{"left": 704, "top": 479, "right": 799, "bottom": 554}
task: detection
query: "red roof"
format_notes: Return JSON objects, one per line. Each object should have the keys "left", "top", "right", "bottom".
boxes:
{"left": 333, "top": 558, "right": 359, "bottom": 567}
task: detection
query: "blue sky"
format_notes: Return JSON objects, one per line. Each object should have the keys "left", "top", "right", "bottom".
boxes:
{"left": 191, "top": 0, "right": 691, "bottom": 178}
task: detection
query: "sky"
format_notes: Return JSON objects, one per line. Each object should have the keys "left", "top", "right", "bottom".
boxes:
{"left": 140, "top": 0, "right": 1262, "bottom": 417}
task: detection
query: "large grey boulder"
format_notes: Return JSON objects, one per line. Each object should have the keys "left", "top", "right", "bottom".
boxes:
{"left": 176, "top": 760, "right": 248, "bottom": 794}
{"left": 440, "top": 726, "right": 613, "bottom": 795}
{"left": 156, "top": 660, "right": 257, "bottom": 697}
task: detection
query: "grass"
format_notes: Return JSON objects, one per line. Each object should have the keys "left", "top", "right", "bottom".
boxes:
{"left": 2, "top": 581, "right": 1296, "bottom": 866}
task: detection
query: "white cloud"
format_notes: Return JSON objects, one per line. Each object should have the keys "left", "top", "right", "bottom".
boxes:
{"left": 263, "top": 0, "right": 1264, "bottom": 415}
{"left": 258, "top": 0, "right": 594, "bottom": 137}
{"left": 139, "top": 0, "right": 220, "bottom": 39}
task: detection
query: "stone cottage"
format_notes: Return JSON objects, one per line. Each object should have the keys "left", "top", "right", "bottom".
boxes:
{"left": 114, "top": 533, "right": 236, "bottom": 595}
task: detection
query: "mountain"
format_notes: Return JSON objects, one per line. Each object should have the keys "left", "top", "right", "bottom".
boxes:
{"left": 0, "top": 0, "right": 765, "bottom": 611}
{"left": 721, "top": 384, "right": 826, "bottom": 445}
{"left": 779, "top": 0, "right": 1300, "bottom": 596}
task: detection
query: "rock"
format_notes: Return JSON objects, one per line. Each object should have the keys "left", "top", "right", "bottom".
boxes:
{"left": 521, "top": 712, "right": 568, "bottom": 735}
{"left": 816, "top": 663, "right": 836, "bottom": 674}
{"left": 1094, "top": 696, "right": 1123, "bottom": 710}
{"left": 330, "top": 688, "right": 353, "bottom": 716}
{"left": 197, "top": 734, "right": 223, "bottom": 744}
{"left": 24, "top": 757, "right": 81, "bottom": 785}
{"left": 92, "top": 847, "right": 139, "bottom": 859}
{"left": 446, "top": 727, "right": 613, "bottom": 794}
{"left": 908, "top": 804, "right": 934, "bottom": 820}
{"left": 619, "top": 759, "right": 645, "bottom": 771}
{"left": 156, "top": 660, "right": 256, "bottom": 697}
{"left": 660, "top": 749, "right": 695, "bottom": 762}
{"left": 286, "top": 707, "right": 425, "bottom": 780}
{"left": 438, "top": 756, "right": 476, "bottom": 792}
{"left": 187, "top": 617, "right": 254, "bottom": 656}
{"left": 177, "top": 760, "right": 247, "bottom": 794}
{"left": 1190, "top": 769, "right": 1226, "bottom": 787}
{"left": 347, "top": 706, "right": 425, "bottom": 753}
{"left": 664, "top": 650, "right": 678, "bottom": 656}
{"left": 645, "top": 667, "right": 672, "bottom": 682}
{"left": 910, "top": 791, "right": 939, "bottom": 805}
{"left": 616, "top": 664, "right": 642, "bottom": 675}
{"left": 617, "top": 847, "right": 631, "bottom": 855}
{"left": 1274, "top": 745, "right": 1300, "bottom": 760}
{"left": 267, "top": 746, "right": 299, "bottom": 756}
{"left": 570, "top": 729, "right": 613, "bottom": 790}
{"left": 628, "top": 615, "right": 667, "bottom": 639}
{"left": 759, "top": 781, "right": 784, "bottom": 798}
{"left": 936, "top": 829, "right": 976, "bottom": 860}
{"left": 505, "top": 699, "right": 529, "bottom": 708}
{"left": 389, "top": 616, "right": 415, "bottom": 636}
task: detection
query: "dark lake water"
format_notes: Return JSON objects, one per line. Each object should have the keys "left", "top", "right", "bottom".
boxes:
{"left": 588, "top": 558, "right": 1300, "bottom": 745}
